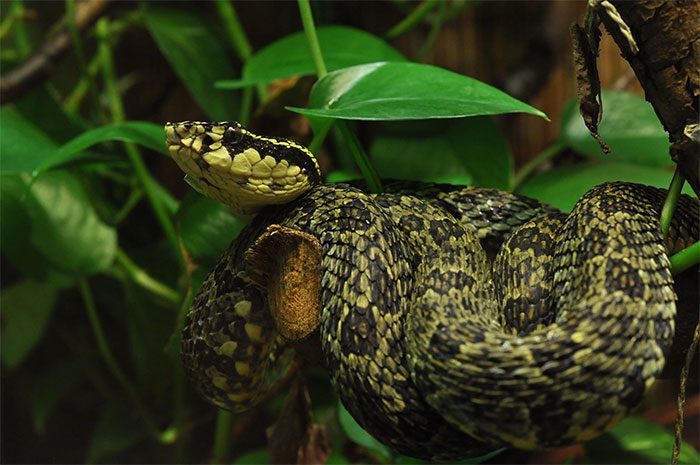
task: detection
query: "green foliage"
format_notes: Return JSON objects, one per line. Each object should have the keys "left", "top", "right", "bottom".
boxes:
{"left": 0, "top": 1, "right": 694, "bottom": 464}
{"left": 584, "top": 417, "right": 700, "bottom": 464}
{"left": 217, "top": 26, "right": 407, "bottom": 89}
{"left": 290, "top": 61, "right": 548, "bottom": 121}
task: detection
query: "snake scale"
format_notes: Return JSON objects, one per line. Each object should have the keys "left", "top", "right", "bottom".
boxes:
{"left": 166, "top": 121, "right": 699, "bottom": 460}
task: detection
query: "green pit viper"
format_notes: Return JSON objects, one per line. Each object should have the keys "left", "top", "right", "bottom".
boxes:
{"left": 166, "top": 121, "right": 699, "bottom": 461}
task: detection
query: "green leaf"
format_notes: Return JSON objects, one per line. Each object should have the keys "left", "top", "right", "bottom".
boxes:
{"left": 337, "top": 401, "right": 392, "bottom": 460}
{"left": 142, "top": 6, "right": 239, "bottom": 121}
{"left": 584, "top": 417, "right": 700, "bottom": 464}
{"left": 32, "top": 356, "right": 86, "bottom": 433}
{"left": 217, "top": 26, "right": 406, "bottom": 89}
{"left": 288, "top": 62, "right": 548, "bottom": 121}
{"left": 86, "top": 402, "right": 147, "bottom": 463}
{"left": 14, "top": 86, "right": 88, "bottom": 143}
{"left": 516, "top": 161, "right": 693, "bottom": 212}
{"left": 176, "top": 191, "right": 245, "bottom": 269}
{"left": 33, "top": 122, "right": 168, "bottom": 176}
{"left": 233, "top": 449, "right": 270, "bottom": 464}
{"left": 0, "top": 280, "right": 58, "bottom": 369}
{"left": 0, "top": 106, "right": 59, "bottom": 173}
{"left": 0, "top": 174, "right": 75, "bottom": 285}
{"left": 395, "top": 448, "right": 506, "bottom": 465}
{"left": 560, "top": 90, "right": 672, "bottom": 166}
{"left": 370, "top": 118, "right": 511, "bottom": 189}
{"left": 24, "top": 171, "right": 117, "bottom": 275}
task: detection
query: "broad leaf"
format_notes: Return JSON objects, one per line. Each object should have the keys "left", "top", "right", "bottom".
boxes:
{"left": 0, "top": 106, "right": 58, "bottom": 173}
{"left": 217, "top": 26, "right": 406, "bottom": 89}
{"left": 35, "top": 122, "right": 168, "bottom": 175}
{"left": 370, "top": 118, "right": 511, "bottom": 189}
{"left": 0, "top": 174, "right": 75, "bottom": 285}
{"left": 0, "top": 280, "right": 58, "bottom": 369}
{"left": 584, "top": 417, "right": 700, "bottom": 464}
{"left": 288, "top": 62, "right": 548, "bottom": 121}
{"left": 22, "top": 171, "right": 117, "bottom": 275}
{"left": 516, "top": 161, "right": 692, "bottom": 212}
{"left": 337, "top": 401, "right": 392, "bottom": 460}
{"left": 175, "top": 191, "right": 245, "bottom": 269}
{"left": 32, "top": 357, "right": 86, "bottom": 433}
{"left": 142, "top": 6, "right": 239, "bottom": 121}
{"left": 560, "top": 90, "right": 671, "bottom": 166}
{"left": 86, "top": 402, "right": 146, "bottom": 463}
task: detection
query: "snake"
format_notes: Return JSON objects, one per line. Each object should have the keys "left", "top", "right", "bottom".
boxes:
{"left": 166, "top": 121, "right": 699, "bottom": 460}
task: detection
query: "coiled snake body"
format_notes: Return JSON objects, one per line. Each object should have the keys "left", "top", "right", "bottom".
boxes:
{"left": 167, "top": 121, "right": 699, "bottom": 460}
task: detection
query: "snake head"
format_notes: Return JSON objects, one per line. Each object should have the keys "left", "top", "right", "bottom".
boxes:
{"left": 165, "top": 121, "right": 321, "bottom": 216}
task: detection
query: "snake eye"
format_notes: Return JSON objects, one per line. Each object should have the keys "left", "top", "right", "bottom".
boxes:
{"left": 224, "top": 126, "right": 244, "bottom": 145}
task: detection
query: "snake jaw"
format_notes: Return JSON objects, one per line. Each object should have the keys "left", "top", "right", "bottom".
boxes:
{"left": 165, "top": 121, "right": 321, "bottom": 216}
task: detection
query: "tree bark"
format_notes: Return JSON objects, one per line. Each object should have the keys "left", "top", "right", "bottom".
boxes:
{"left": 598, "top": 0, "right": 700, "bottom": 193}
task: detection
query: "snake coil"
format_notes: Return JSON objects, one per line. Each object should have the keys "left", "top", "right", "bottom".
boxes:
{"left": 168, "top": 122, "right": 699, "bottom": 460}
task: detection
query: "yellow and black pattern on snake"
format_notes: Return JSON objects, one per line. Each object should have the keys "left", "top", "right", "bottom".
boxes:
{"left": 170, "top": 121, "right": 700, "bottom": 460}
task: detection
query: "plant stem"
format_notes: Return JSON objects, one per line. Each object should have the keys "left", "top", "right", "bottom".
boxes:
{"left": 661, "top": 168, "right": 685, "bottom": 241}
{"left": 96, "top": 18, "right": 183, "bottom": 268}
{"left": 512, "top": 140, "right": 565, "bottom": 190}
{"left": 337, "top": 122, "right": 383, "bottom": 193}
{"left": 298, "top": 0, "right": 327, "bottom": 78}
{"left": 386, "top": 0, "right": 439, "bottom": 39}
{"left": 211, "top": 411, "right": 233, "bottom": 464}
{"left": 79, "top": 278, "right": 164, "bottom": 439}
{"left": 10, "top": 0, "right": 30, "bottom": 58}
{"left": 64, "top": 51, "right": 101, "bottom": 113}
{"left": 115, "top": 248, "right": 180, "bottom": 303}
{"left": 417, "top": 0, "right": 447, "bottom": 61}
{"left": 214, "top": 0, "right": 267, "bottom": 104}
{"left": 308, "top": 122, "right": 333, "bottom": 154}
{"left": 670, "top": 241, "right": 700, "bottom": 276}
{"left": 111, "top": 188, "right": 144, "bottom": 224}
{"left": 297, "top": 0, "right": 382, "bottom": 192}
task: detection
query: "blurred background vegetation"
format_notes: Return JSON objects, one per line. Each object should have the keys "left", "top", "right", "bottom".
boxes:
{"left": 0, "top": 1, "right": 697, "bottom": 464}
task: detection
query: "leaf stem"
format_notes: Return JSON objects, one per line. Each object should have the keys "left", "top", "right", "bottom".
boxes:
{"left": 512, "top": 140, "right": 565, "bottom": 190}
{"left": 96, "top": 18, "right": 183, "bottom": 268}
{"left": 337, "top": 122, "right": 383, "bottom": 193}
{"left": 214, "top": 0, "right": 267, "bottom": 105}
{"left": 670, "top": 241, "right": 700, "bottom": 276}
{"left": 211, "top": 411, "right": 233, "bottom": 464}
{"left": 661, "top": 168, "right": 685, "bottom": 241}
{"left": 79, "top": 278, "right": 166, "bottom": 441}
{"left": 417, "top": 0, "right": 447, "bottom": 61}
{"left": 297, "top": 0, "right": 382, "bottom": 192}
{"left": 297, "top": 0, "right": 327, "bottom": 78}
{"left": 385, "top": 0, "right": 439, "bottom": 39}
{"left": 10, "top": 0, "right": 30, "bottom": 58}
{"left": 114, "top": 248, "right": 180, "bottom": 304}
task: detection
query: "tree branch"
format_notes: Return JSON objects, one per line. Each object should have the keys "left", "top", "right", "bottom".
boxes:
{"left": 0, "top": 0, "right": 108, "bottom": 103}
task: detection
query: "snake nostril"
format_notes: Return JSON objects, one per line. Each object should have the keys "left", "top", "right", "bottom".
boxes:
{"left": 203, "top": 134, "right": 214, "bottom": 146}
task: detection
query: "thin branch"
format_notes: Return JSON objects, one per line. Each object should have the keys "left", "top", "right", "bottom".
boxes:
{"left": 0, "top": 0, "right": 108, "bottom": 102}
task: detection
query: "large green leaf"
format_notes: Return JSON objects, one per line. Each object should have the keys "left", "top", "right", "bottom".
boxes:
{"left": 337, "top": 401, "right": 392, "bottom": 460}
{"left": 584, "top": 417, "right": 700, "bottom": 464}
{"left": 33, "top": 122, "right": 168, "bottom": 175}
{"left": 86, "top": 402, "right": 147, "bottom": 464}
{"left": 32, "top": 357, "right": 87, "bottom": 433}
{"left": 217, "top": 26, "right": 406, "bottom": 89}
{"left": 0, "top": 174, "right": 74, "bottom": 285}
{"left": 0, "top": 106, "right": 59, "bottom": 173}
{"left": 142, "top": 6, "right": 239, "bottom": 121}
{"left": 516, "top": 161, "right": 691, "bottom": 212}
{"left": 175, "top": 191, "right": 245, "bottom": 269}
{"left": 288, "top": 62, "right": 548, "bottom": 121}
{"left": 370, "top": 118, "right": 511, "bottom": 189}
{"left": 560, "top": 90, "right": 671, "bottom": 166}
{"left": 0, "top": 280, "right": 58, "bottom": 369}
{"left": 19, "top": 171, "right": 117, "bottom": 275}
